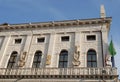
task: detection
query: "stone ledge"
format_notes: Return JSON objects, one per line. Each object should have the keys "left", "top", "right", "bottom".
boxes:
{"left": 0, "top": 75, "right": 118, "bottom": 80}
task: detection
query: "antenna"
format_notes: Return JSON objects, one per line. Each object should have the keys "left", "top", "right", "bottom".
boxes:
{"left": 100, "top": 5, "right": 106, "bottom": 18}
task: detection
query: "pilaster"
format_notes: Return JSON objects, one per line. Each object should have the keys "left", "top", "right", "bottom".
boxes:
{"left": 75, "top": 32, "right": 81, "bottom": 46}
{"left": 22, "top": 34, "right": 33, "bottom": 68}
{"left": 72, "top": 32, "right": 81, "bottom": 67}
{"left": 46, "top": 33, "right": 56, "bottom": 68}
{"left": 101, "top": 25, "right": 109, "bottom": 67}
{"left": 0, "top": 35, "right": 11, "bottom": 68}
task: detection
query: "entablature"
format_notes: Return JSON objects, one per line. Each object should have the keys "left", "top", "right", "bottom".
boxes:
{"left": 0, "top": 17, "right": 112, "bottom": 31}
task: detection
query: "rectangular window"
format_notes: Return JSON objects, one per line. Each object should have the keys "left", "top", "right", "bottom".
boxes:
{"left": 61, "top": 36, "right": 69, "bottom": 41}
{"left": 15, "top": 39, "right": 22, "bottom": 44}
{"left": 87, "top": 35, "right": 96, "bottom": 41}
{"left": 37, "top": 37, "right": 45, "bottom": 43}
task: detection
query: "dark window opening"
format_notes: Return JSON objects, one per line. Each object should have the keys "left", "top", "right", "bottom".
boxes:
{"left": 15, "top": 39, "right": 22, "bottom": 44}
{"left": 37, "top": 37, "right": 45, "bottom": 43}
{"left": 32, "top": 51, "right": 42, "bottom": 68}
{"left": 61, "top": 36, "right": 69, "bottom": 41}
{"left": 7, "top": 51, "right": 18, "bottom": 68}
{"left": 59, "top": 50, "right": 68, "bottom": 68}
{"left": 87, "top": 35, "right": 96, "bottom": 41}
{"left": 87, "top": 49, "right": 97, "bottom": 67}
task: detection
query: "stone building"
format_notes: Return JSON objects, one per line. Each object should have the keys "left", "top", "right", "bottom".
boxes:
{"left": 0, "top": 5, "right": 119, "bottom": 82}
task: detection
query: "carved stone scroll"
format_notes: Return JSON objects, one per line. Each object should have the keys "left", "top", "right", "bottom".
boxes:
{"left": 72, "top": 46, "right": 80, "bottom": 66}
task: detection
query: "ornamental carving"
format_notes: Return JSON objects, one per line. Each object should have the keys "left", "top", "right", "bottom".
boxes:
{"left": 46, "top": 55, "right": 51, "bottom": 65}
{"left": 18, "top": 52, "right": 27, "bottom": 67}
{"left": 72, "top": 46, "right": 80, "bottom": 66}
{"left": 105, "top": 55, "right": 112, "bottom": 67}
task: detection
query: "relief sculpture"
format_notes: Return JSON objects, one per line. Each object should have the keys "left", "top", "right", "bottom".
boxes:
{"left": 46, "top": 55, "right": 51, "bottom": 65}
{"left": 72, "top": 46, "right": 80, "bottom": 66}
{"left": 18, "top": 52, "right": 27, "bottom": 67}
{"left": 105, "top": 55, "right": 112, "bottom": 67}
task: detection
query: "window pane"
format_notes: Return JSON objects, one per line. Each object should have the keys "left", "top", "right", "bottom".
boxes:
{"left": 88, "top": 52, "right": 96, "bottom": 55}
{"left": 8, "top": 62, "right": 15, "bottom": 68}
{"left": 34, "top": 56, "right": 38, "bottom": 61}
{"left": 87, "top": 55, "right": 91, "bottom": 61}
{"left": 87, "top": 62, "right": 91, "bottom": 67}
{"left": 9, "top": 57, "right": 14, "bottom": 62}
{"left": 64, "top": 56, "right": 68, "bottom": 61}
{"left": 38, "top": 56, "right": 42, "bottom": 61}
{"left": 92, "top": 62, "right": 97, "bottom": 67}
{"left": 36, "top": 63, "right": 40, "bottom": 68}
{"left": 7, "top": 64, "right": 11, "bottom": 68}
{"left": 62, "top": 52, "right": 68, "bottom": 55}
{"left": 38, "top": 52, "right": 42, "bottom": 55}
{"left": 64, "top": 62, "right": 67, "bottom": 68}
{"left": 92, "top": 55, "right": 96, "bottom": 61}
{"left": 59, "top": 56, "right": 64, "bottom": 61}
{"left": 9, "top": 64, "right": 13, "bottom": 68}
{"left": 59, "top": 62, "right": 63, "bottom": 68}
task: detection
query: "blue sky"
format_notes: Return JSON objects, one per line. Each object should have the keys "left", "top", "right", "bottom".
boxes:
{"left": 0, "top": 0, "right": 120, "bottom": 77}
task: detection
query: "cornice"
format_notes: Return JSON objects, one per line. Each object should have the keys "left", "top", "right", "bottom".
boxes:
{"left": 0, "top": 17, "right": 112, "bottom": 31}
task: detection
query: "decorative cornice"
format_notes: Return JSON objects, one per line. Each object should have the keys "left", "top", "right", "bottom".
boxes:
{"left": 0, "top": 17, "right": 112, "bottom": 31}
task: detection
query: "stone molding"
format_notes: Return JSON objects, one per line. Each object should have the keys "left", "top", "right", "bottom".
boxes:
{"left": 0, "top": 17, "right": 111, "bottom": 30}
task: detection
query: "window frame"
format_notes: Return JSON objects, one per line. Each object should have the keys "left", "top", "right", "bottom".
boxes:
{"left": 7, "top": 51, "right": 18, "bottom": 68}
{"left": 58, "top": 50, "right": 68, "bottom": 68}
{"left": 87, "top": 49, "right": 97, "bottom": 67}
{"left": 32, "top": 51, "right": 42, "bottom": 68}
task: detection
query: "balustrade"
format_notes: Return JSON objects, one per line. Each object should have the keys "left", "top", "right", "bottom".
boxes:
{"left": 0, "top": 67, "right": 117, "bottom": 76}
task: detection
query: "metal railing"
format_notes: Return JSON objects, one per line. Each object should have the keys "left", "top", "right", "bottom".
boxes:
{"left": 0, "top": 67, "right": 117, "bottom": 76}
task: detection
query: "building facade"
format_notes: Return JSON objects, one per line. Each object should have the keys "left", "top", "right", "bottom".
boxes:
{"left": 0, "top": 6, "right": 119, "bottom": 82}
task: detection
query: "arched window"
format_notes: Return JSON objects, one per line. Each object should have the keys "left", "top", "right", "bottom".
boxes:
{"left": 87, "top": 49, "right": 97, "bottom": 67}
{"left": 32, "top": 51, "right": 42, "bottom": 68}
{"left": 58, "top": 50, "right": 68, "bottom": 68}
{"left": 7, "top": 51, "right": 18, "bottom": 68}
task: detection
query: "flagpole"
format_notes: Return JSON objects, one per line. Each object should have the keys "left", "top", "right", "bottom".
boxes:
{"left": 110, "top": 36, "right": 115, "bottom": 67}
{"left": 111, "top": 56, "right": 115, "bottom": 67}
